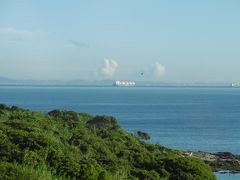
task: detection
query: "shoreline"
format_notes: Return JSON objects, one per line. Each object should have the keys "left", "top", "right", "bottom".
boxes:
{"left": 183, "top": 151, "right": 240, "bottom": 173}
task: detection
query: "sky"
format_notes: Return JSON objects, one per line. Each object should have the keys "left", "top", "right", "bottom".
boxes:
{"left": 0, "top": 0, "right": 240, "bottom": 83}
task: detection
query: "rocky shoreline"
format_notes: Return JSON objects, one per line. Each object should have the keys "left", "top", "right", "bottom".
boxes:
{"left": 184, "top": 151, "right": 240, "bottom": 173}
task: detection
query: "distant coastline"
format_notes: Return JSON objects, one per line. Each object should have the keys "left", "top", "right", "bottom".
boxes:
{"left": 0, "top": 76, "right": 234, "bottom": 87}
{"left": 0, "top": 84, "right": 234, "bottom": 88}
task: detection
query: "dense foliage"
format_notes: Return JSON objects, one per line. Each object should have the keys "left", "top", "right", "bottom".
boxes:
{"left": 0, "top": 105, "right": 216, "bottom": 180}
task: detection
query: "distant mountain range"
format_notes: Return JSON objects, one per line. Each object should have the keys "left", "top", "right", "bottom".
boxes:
{"left": 0, "top": 76, "right": 114, "bottom": 86}
{"left": 0, "top": 76, "right": 230, "bottom": 87}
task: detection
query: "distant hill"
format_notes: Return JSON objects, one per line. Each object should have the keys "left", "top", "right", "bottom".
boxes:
{"left": 0, "top": 76, "right": 16, "bottom": 83}
{"left": 0, "top": 76, "right": 114, "bottom": 86}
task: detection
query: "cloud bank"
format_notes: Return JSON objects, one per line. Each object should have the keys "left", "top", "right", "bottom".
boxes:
{"left": 153, "top": 62, "right": 166, "bottom": 79}
{"left": 101, "top": 59, "right": 118, "bottom": 77}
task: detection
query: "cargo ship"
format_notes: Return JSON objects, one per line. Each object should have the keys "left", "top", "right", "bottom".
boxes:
{"left": 231, "top": 82, "right": 240, "bottom": 87}
{"left": 114, "top": 80, "right": 136, "bottom": 87}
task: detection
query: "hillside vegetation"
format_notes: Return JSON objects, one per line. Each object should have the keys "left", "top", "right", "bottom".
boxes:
{"left": 0, "top": 105, "right": 216, "bottom": 180}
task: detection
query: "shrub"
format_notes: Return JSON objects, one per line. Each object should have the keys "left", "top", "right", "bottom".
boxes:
{"left": 164, "top": 157, "right": 216, "bottom": 180}
{"left": 87, "top": 115, "right": 119, "bottom": 130}
{"left": 137, "top": 131, "right": 151, "bottom": 140}
{"left": 0, "top": 162, "right": 55, "bottom": 180}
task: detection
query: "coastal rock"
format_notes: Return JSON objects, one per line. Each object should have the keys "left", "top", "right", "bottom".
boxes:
{"left": 191, "top": 151, "right": 240, "bottom": 173}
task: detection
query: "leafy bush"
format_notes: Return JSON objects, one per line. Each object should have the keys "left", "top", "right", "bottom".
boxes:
{"left": 87, "top": 115, "right": 119, "bottom": 130}
{"left": 163, "top": 157, "right": 216, "bottom": 180}
{"left": 0, "top": 162, "right": 56, "bottom": 180}
{"left": 137, "top": 131, "right": 151, "bottom": 140}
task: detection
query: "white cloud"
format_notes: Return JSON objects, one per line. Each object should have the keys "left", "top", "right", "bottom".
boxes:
{"left": 0, "top": 27, "right": 39, "bottom": 37}
{"left": 68, "top": 40, "right": 89, "bottom": 48}
{"left": 153, "top": 62, "right": 166, "bottom": 79}
{"left": 101, "top": 59, "right": 118, "bottom": 77}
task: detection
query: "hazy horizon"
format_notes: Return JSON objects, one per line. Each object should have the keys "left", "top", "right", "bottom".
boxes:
{"left": 0, "top": 75, "right": 233, "bottom": 85}
{"left": 1, "top": 1, "right": 240, "bottom": 83}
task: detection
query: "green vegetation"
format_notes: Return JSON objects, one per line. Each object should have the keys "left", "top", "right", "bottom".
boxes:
{"left": 0, "top": 105, "right": 216, "bottom": 180}
{"left": 136, "top": 131, "right": 151, "bottom": 141}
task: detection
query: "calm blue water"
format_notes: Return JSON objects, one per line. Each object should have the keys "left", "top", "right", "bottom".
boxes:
{"left": 0, "top": 86, "right": 239, "bottom": 179}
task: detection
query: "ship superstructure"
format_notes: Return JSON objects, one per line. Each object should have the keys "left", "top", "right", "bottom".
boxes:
{"left": 114, "top": 80, "right": 136, "bottom": 87}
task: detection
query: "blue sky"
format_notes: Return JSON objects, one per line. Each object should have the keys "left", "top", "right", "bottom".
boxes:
{"left": 0, "top": 0, "right": 240, "bottom": 83}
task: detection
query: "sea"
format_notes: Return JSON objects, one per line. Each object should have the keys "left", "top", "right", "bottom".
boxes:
{"left": 0, "top": 85, "right": 239, "bottom": 180}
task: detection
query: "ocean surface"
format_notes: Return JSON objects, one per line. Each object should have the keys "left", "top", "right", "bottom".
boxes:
{"left": 0, "top": 86, "right": 239, "bottom": 180}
